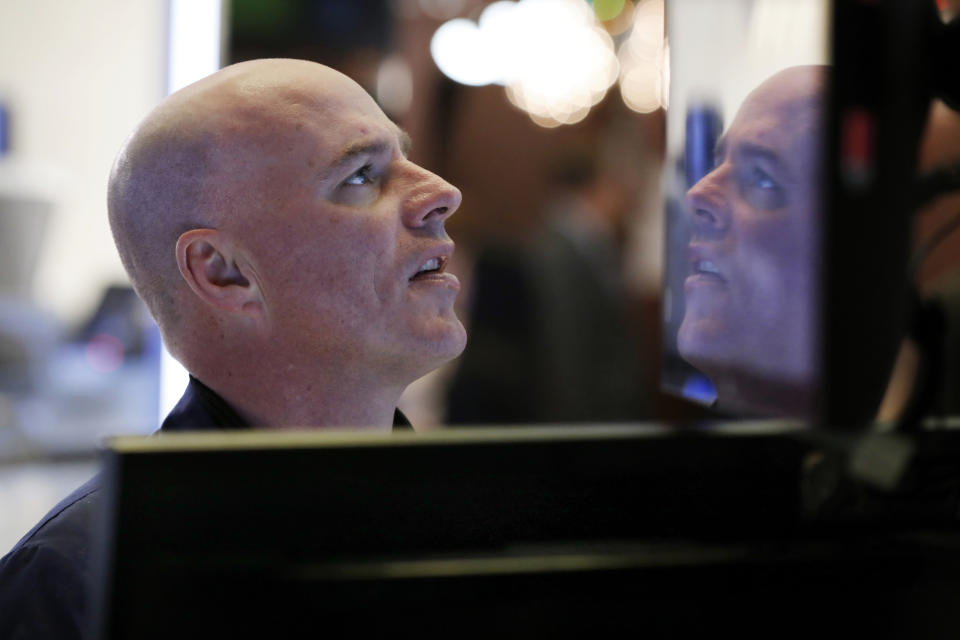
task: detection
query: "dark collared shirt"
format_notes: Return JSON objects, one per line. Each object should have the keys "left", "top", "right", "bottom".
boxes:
{"left": 162, "top": 375, "right": 413, "bottom": 432}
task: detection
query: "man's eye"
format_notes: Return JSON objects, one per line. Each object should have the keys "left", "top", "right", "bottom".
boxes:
{"left": 344, "top": 164, "right": 375, "bottom": 186}
{"left": 739, "top": 165, "right": 786, "bottom": 209}
{"left": 746, "top": 167, "right": 777, "bottom": 189}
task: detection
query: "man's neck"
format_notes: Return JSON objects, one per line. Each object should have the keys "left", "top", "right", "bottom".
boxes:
{"left": 195, "top": 363, "right": 403, "bottom": 431}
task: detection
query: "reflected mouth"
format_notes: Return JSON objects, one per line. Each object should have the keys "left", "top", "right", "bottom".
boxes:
{"left": 692, "top": 259, "right": 723, "bottom": 279}
{"left": 687, "top": 243, "right": 725, "bottom": 283}
{"left": 686, "top": 257, "right": 726, "bottom": 286}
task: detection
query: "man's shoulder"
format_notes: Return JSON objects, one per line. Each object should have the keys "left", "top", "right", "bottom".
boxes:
{"left": 4, "top": 474, "right": 102, "bottom": 559}
{"left": 0, "top": 475, "right": 101, "bottom": 639}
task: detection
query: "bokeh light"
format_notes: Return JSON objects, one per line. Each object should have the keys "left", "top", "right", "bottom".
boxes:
{"left": 85, "top": 334, "right": 124, "bottom": 374}
{"left": 430, "top": 0, "right": 620, "bottom": 127}
{"left": 376, "top": 55, "right": 414, "bottom": 115}
{"left": 600, "top": 0, "right": 635, "bottom": 36}
{"left": 430, "top": 18, "right": 502, "bottom": 86}
{"left": 617, "top": 0, "right": 668, "bottom": 114}
{"left": 592, "top": 0, "right": 627, "bottom": 22}
{"left": 430, "top": 0, "right": 672, "bottom": 125}
{"left": 620, "top": 62, "right": 662, "bottom": 113}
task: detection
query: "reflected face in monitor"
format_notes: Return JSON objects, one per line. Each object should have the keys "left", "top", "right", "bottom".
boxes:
{"left": 677, "top": 67, "right": 824, "bottom": 414}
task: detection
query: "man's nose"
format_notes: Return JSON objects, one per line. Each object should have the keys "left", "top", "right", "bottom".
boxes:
{"left": 402, "top": 164, "right": 462, "bottom": 229}
{"left": 685, "top": 168, "right": 730, "bottom": 235}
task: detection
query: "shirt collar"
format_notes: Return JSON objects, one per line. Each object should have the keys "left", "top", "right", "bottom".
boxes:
{"left": 160, "top": 375, "right": 413, "bottom": 432}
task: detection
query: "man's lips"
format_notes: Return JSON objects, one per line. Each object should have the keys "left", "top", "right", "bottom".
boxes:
{"left": 687, "top": 245, "right": 726, "bottom": 283}
{"left": 690, "top": 259, "right": 724, "bottom": 280}
{"left": 410, "top": 255, "right": 448, "bottom": 279}
{"left": 409, "top": 243, "right": 460, "bottom": 290}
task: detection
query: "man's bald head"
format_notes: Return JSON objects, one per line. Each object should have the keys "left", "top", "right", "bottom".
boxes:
{"left": 108, "top": 59, "right": 465, "bottom": 429}
{"left": 679, "top": 65, "right": 828, "bottom": 417}
{"left": 107, "top": 59, "right": 366, "bottom": 349}
{"left": 735, "top": 65, "right": 827, "bottom": 142}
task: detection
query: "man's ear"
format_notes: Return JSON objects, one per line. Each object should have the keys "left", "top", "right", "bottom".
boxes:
{"left": 175, "top": 228, "right": 262, "bottom": 314}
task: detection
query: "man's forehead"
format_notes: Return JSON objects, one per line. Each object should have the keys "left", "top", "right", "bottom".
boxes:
{"left": 276, "top": 83, "right": 404, "bottom": 155}
{"left": 212, "top": 76, "right": 403, "bottom": 156}
{"left": 721, "top": 89, "right": 820, "bottom": 157}
{"left": 729, "top": 69, "right": 824, "bottom": 141}
{"left": 335, "top": 127, "right": 412, "bottom": 155}
{"left": 718, "top": 111, "right": 790, "bottom": 157}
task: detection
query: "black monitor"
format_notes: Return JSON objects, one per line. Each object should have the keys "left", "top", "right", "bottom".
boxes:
{"left": 92, "top": 426, "right": 960, "bottom": 638}
{"left": 661, "top": 0, "right": 946, "bottom": 427}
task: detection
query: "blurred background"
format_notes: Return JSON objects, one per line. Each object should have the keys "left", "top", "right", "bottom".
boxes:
{"left": 0, "top": 0, "right": 680, "bottom": 550}
{"left": 0, "top": 0, "right": 684, "bottom": 549}
{"left": 4, "top": 0, "right": 959, "bottom": 551}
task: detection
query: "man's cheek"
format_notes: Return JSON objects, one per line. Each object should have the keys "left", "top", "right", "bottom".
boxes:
{"left": 737, "top": 245, "right": 788, "bottom": 329}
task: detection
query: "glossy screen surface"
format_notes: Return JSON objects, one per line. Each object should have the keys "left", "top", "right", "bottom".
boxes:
{"left": 662, "top": 0, "right": 830, "bottom": 418}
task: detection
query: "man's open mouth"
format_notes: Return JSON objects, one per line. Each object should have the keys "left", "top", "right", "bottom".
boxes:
{"left": 410, "top": 256, "right": 448, "bottom": 280}
{"left": 691, "top": 259, "right": 725, "bottom": 281}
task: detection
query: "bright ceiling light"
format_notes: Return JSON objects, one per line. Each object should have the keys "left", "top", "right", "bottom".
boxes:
{"left": 618, "top": 0, "right": 668, "bottom": 113}
{"left": 430, "top": 0, "right": 618, "bottom": 127}
{"left": 430, "top": 18, "right": 501, "bottom": 86}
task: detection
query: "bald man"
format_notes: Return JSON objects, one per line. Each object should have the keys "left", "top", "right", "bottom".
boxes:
{"left": 678, "top": 66, "right": 825, "bottom": 417}
{"left": 0, "top": 59, "right": 466, "bottom": 638}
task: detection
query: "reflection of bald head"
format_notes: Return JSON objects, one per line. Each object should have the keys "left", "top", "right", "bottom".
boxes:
{"left": 107, "top": 59, "right": 355, "bottom": 345}
{"left": 679, "top": 65, "right": 829, "bottom": 417}
{"left": 736, "top": 65, "right": 827, "bottom": 143}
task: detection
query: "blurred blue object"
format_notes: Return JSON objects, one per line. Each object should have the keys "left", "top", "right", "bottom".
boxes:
{"left": 684, "top": 105, "right": 723, "bottom": 188}
{"left": 682, "top": 372, "right": 717, "bottom": 407}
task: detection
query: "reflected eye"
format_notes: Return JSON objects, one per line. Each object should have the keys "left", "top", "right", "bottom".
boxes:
{"left": 344, "top": 164, "right": 375, "bottom": 186}
{"left": 739, "top": 165, "right": 786, "bottom": 209}
{"left": 746, "top": 167, "right": 776, "bottom": 189}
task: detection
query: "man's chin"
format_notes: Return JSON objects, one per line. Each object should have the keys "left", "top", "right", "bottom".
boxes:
{"left": 676, "top": 319, "right": 724, "bottom": 366}
{"left": 409, "top": 319, "right": 467, "bottom": 373}
{"left": 438, "top": 320, "right": 468, "bottom": 362}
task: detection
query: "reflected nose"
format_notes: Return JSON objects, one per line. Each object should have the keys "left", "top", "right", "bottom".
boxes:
{"left": 402, "top": 164, "right": 462, "bottom": 229}
{"left": 685, "top": 167, "right": 730, "bottom": 236}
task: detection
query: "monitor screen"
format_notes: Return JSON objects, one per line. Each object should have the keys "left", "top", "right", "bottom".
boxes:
{"left": 88, "top": 425, "right": 817, "bottom": 637}
{"left": 91, "top": 426, "right": 960, "bottom": 637}
{"left": 661, "top": 0, "right": 831, "bottom": 419}
{"left": 662, "top": 0, "right": 939, "bottom": 427}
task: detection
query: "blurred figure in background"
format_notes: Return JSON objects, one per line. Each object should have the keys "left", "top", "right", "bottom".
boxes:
{"left": 445, "top": 117, "right": 653, "bottom": 424}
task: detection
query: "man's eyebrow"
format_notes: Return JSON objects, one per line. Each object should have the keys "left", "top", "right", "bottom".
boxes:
{"left": 320, "top": 129, "right": 414, "bottom": 181}
{"left": 735, "top": 142, "right": 787, "bottom": 171}
{"left": 714, "top": 138, "right": 786, "bottom": 170}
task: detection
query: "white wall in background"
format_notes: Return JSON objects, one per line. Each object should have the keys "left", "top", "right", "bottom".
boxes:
{"left": 667, "top": 0, "right": 830, "bottom": 153}
{"left": 0, "top": 1, "right": 167, "bottom": 325}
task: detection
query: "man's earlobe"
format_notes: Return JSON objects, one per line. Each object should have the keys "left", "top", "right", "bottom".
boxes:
{"left": 176, "top": 229, "right": 261, "bottom": 313}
